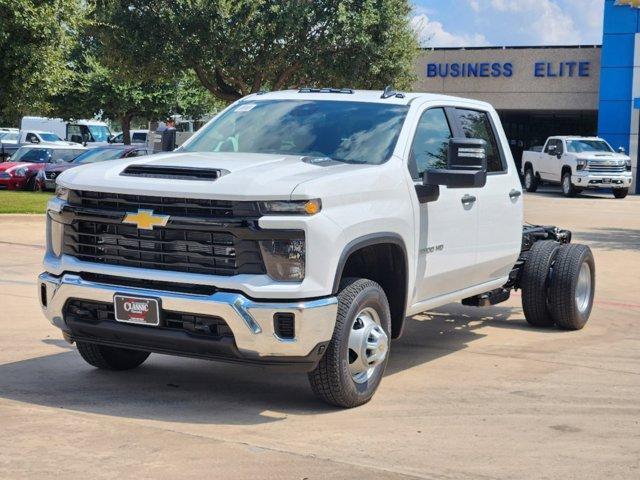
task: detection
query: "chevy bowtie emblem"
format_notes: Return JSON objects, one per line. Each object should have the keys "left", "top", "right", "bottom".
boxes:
{"left": 616, "top": 0, "right": 640, "bottom": 7}
{"left": 123, "top": 209, "right": 170, "bottom": 230}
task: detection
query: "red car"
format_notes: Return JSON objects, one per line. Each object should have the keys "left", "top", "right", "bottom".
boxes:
{"left": 0, "top": 145, "right": 86, "bottom": 190}
{"left": 35, "top": 145, "right": 155, "bottom": 191}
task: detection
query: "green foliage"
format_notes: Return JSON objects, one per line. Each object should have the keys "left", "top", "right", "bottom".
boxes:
{"left": 0, "top": 0, "right": 81, "bottom": 125}
{"left": 93, "top": 0, "right": 418, "bottom": 101}
{"left": 0, "top": 191, "right": 52, "bottom": 214}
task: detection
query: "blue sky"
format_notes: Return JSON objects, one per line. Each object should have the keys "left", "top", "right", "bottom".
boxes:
{"left": 411, "top": 0, "right": 605, "bottom": 47}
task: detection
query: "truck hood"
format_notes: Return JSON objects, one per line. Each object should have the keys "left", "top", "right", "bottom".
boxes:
{"left": 573, "top": 152, "right": 630, "bottom": 162}
{"left": 57, "top": 151, "right": 367, "bottom": 200}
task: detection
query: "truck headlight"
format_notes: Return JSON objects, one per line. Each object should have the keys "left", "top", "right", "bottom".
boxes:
{"left": 626, "top": 159, "right": 632, "bottom": 172}
{"left": 259, "top": 238, "right": 305, "bottom": 281}
{"left": 576, "top": 159, "right": 587, "bottom": 171}
{"left": 55, "top": 186, "right": 69, "bottom": 201}
{"left": 259, "top": 199, "right": 321, "bottom": 215}
{"left": 12, "top": 167, "right": 28, "bottom": 177}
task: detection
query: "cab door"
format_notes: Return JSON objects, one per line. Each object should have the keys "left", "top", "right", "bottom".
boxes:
{"left": 409, "top": 107, "right": 481, "bottom": 302}
{"left": 451, "top": 108, "right": 523, "bottom": 283}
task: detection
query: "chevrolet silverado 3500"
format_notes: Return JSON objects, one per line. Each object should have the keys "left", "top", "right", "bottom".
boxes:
{"left": 522, "top": 136, "right": 633, "bottom": 198}
{"left": 39, "top": 89, "right": 596, "bottom": 407}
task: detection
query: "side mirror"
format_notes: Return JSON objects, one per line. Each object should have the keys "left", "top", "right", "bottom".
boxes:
{"left": 423, "top": 138, "right": 487, "bottom": 189}
{"left": 618, "top": 146, "right": 626, "bottom": 154}
{"left": 107, "top": 135, "right": 114, "bottom": 144}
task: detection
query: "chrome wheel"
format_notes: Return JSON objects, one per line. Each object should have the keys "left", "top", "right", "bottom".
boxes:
{"left": 562, "top": 175, "right": 571, "bottom": 194}
{"left": 575, "top": 262, "right": 592, "bottom": 314}
{"left": 348, "top": 307, "right": 388, "bottom": 384}
{"left": 525, "top": 171, "right": 532, "bottom": 189}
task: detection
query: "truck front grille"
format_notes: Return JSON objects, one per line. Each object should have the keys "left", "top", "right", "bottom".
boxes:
{"left": 63, "top": 219, "right": 265, "bottom": 276}
{"left": 65, "top": 299, "right": 234, "bottom": 339}
{"left": 70, "top": 190, "right": 259, "bottom": 219}
{"left": 587, "top": 162, "right": 626, "bottom": 174}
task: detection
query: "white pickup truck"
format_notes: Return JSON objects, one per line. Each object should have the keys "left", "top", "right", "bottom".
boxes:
{"left": 39, "top": 89, "right": 596, "bottom": 407}
{"left": 522, "top": 136, "right": 633, "bottom": 198}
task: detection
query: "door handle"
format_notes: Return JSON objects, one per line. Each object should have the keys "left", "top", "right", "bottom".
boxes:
{"left": 461, "top": 194, "right": 476, "bottom": 205}
{"left": 509, "top": 189, "right": 522, "bottom": 199}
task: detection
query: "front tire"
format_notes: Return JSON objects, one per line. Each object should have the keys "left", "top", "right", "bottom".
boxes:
{"left": 613, "top": 188, "right": 628, "bottom": 199}
{"left": 562, "top": 172, "right": 577, "bottom": 197}
{"left": 76, "top": 341, "right": 150, "bottom": 370}
{"left": 524, "top": 168, "right": 538, "bottom": 192}
{"left": 548, "top": 244, "right": 595, "bottom": 330}
{"left": 308, "top": 278, "right": 391, "bottom": 408}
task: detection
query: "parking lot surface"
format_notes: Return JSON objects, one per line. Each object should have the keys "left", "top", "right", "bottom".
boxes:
{"left": 1, "top": 189, "right": 639, "bottom": 479}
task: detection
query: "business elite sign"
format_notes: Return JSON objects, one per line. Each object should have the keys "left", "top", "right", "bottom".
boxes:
{"left": 426, "top": 61, "right": 591, "bottom": 79}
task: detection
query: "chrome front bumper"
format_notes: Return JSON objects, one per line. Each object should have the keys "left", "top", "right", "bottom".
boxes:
{"left": 572, "top": 172, "right": 633, "bottom": 187}
{"left": 38, "top": 272, "right": 338, "bottom": 360}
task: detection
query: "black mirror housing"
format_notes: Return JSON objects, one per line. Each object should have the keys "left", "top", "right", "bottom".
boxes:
{"left": 423, "top": 138, "right": 488, "bottom": 189}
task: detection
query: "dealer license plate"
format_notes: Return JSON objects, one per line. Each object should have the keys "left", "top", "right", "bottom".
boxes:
{"left": 602, "top": 178, "right": 611, "bottom": 184}
{"left": 114, "top": 294, "right": 160, "bottom": 326}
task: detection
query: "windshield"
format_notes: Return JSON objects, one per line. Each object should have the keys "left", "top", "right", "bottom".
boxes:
{"left": 567, "top": 140, "right": 613, "bottom": 153}
{"left": 51, "top": 149, "right": 85, "bottom": 163}
{"left": 87, "top": 125, "right": 111, "bottom": 142}
{"left": 39, "top": 133, "right": 63, "bottom": 142}
{"left": 12, "top": 147, "right": 51, "bottom": 163}
{"left": 183, "top": 100, "right": 409, "bottom": 164}
{"left": 72, "top": 147, "right": 125, "bottom": 164}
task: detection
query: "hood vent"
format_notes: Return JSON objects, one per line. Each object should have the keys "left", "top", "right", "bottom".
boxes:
{"left": 121, "top": 165, "right": 228, "bottom": 181}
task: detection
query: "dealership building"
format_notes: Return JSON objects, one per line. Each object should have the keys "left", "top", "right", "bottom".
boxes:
{"left": 413, "top": 0, "right": 640, "bottom": 193}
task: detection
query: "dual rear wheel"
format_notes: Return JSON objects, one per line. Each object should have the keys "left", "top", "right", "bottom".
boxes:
{"left": 521, "top": 241, "right": 595, "bottom": 330}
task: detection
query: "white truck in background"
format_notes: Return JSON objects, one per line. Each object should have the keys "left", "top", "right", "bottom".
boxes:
{"left": 522, "top": 136, "right": 633, "bottom": 198}
{"left": 20, "top": 117, "right": 112, "bottom": 147}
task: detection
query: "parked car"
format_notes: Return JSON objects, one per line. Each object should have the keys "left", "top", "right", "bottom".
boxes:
{"left": 20, "top": 117, "right": 112, "bottom": 146}
{"left": 40, "top": 89, "right": 597, "bottom": 407}
{"left": 0, "top": 144, "right": 86, "bottom": 190}
{"left": 109, "top": 130, "right": 150, "bottom": 145}
{"left": 36, "top": 145, "right": 154, "bottom": 191}
{"left": 522, "top": 136, "right": 633, "bottom": 198}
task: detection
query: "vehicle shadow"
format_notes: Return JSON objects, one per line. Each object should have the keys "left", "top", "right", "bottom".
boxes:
{"left": 573, "top": 228, "right": 640, "bottom": 251}
{"left": 0, "top": 303, "right": 549, "bottom": 424}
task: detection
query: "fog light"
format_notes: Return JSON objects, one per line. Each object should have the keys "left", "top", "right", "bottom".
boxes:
{"left": 259, "top": 238, "right": 305, "bottom": 281}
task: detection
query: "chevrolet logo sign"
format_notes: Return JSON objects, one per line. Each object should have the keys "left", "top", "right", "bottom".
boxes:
{"left": 123, "top": 209, "right": 170, "bottom": 230}
{"left": 616, "top": 0, "right": 640, "bottom": 7}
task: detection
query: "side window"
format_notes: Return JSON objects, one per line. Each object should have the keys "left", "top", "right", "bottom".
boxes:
{"left": 409, "top": 108, "right": 452, "bottom": 178}
{"left": 67, "top": 125, "right": 82, "bottom": 143}
{"left": 556, "top": 140, "right": 564, "bottom": 156}
{"left": 132, "top": 132, "right": 147, "bottom": 143}
{"left": 454, "top": 109, "right": 504, "bottom": 172}
{"left": 545, "top": 139, "right": 558, "bottom": 155}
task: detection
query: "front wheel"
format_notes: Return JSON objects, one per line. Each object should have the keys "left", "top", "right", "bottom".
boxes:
{"left": 308, "top": 278, "right": 391, "bottom": 408}
{"left": 561, "top": 172, "right": 577, "bottom": 197}
{"left": 613, "top": 188, "right": 628, "bottom": 199}
{"left": 524, "top": 168, "right": 538, "bottom": 192}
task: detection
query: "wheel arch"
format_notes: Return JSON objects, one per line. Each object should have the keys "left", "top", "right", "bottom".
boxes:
{"left": 333, "top": 233, "right": 409, "bottom": 339}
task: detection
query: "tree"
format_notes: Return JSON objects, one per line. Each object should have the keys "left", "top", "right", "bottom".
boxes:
{"left": 53, "top": 56, "right": 219, "bottom": 144}
{"left": 93, "top": 0, "right": 418, "bottom": 102}
{"left": 0, "top": 0, "right": 80, "bottom": 125}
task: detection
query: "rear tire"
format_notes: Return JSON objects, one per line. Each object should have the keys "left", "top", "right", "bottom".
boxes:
{"left": 308, "top": 278, "right": 391, "bottom": 408}
{"left": 524, "top": 168, "right": 538, "bottom": 192}
{"left": 76, "top": 341, "right": 150, "bottom": 370}
{"left": 562, "top": 172, "right": 577, "bottom": 197}
{"left": 521, "top": 241, "right": 560, "bottom": 327}
{"left": 548, "top": 244, "right": 595, "bottom": 331}
{"left": 613, "top": 188, "right": 628, "bottom": 199}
